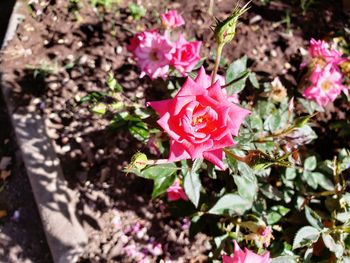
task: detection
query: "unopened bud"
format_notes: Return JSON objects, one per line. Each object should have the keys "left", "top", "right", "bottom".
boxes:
{"left": 213, "top": 2, "right": 250, "bottom": 46}
{"left": 130, "top": 152, "right": 148, "bottom": 170}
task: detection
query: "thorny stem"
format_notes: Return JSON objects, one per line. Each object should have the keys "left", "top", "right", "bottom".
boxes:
{"left": 211, "top": 43, "right": 224, "bottom": 85}
{"left": 223, "top": 148, "right": 247, "bottom": 163}
{"left": 136, "top": 159, "right": 172, "bottom": 166}
{"left": 333, "top": 156, "right": 344, "bottom": 195}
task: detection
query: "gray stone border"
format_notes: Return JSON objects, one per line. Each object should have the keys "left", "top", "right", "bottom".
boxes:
{"left": 1, "top": 2, "right": 88, "bottom": 263}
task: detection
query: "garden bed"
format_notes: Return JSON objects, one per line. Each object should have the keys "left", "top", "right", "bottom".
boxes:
{"left": 0, "top": 0, "right": 349, "bottom": 262}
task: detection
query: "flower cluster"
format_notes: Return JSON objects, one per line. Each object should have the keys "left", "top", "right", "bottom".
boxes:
{"left": 302, "top": 38, "right": 347, "bottom": 106}
{"left": 128, "top": 10, "right": 202, "bottom": 79}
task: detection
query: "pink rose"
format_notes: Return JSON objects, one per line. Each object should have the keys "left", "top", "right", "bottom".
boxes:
{"left": 303, "top": 63, "right": 347, "bottom": 106}
{"left": 309, "top": 38, "right": 345, "bottom": 65}
{"left": 147, "top": 67, "right": 250, "bottom": 170}
{"left": 223, "top": 241, "right": 271, "bottom": 263}
{"left": 161, "top": 10, "right": 185, "bottom": 29}
{"left": 128, "top": 31, "right": 174, "bottom": 79}
{"left": 204, "top": 72, "right": 240, "bottom": 104}
{"left": 171, "top": 35, "right": 202, "bottom": 75}
{"left": 167, "top": 180, "right": 188, "bottom": 201}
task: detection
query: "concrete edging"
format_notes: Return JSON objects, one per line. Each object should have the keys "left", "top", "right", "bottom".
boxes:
{"left": 1, "top": 2, "right": 88, "bottom": 263}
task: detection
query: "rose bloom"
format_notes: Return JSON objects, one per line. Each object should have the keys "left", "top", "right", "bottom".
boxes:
{"left": 222, "top": 241, "right": 271, "bottom": 263}
{"left": 172, "top": 35, "right": 202, "bottom": 76}
{"left": 147, "top": 67, "right": 250, "bottom": 170}
{"left": 204, "top": 72, "right": 239, "bottom": 104}
{"left": 303, "top": 64, "right": 347, "bottom": 106}
{"left": 309, "top": 38, "right": 345, "bottom": 65}
{"left": 127, "top": 31, "right": 174, "bottom": 79}
{"left": 161, "top": 10, "right": 185, "bottom": 29}
{"left": 167, "top": 180, "right": 188, "bottom": 201}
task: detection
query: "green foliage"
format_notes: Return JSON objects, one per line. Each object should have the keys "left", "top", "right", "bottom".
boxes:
{"left": 116, "top": 6, "right": 350, "bottom": 262}
{"left": 128, "top": 3, "right": 146, "bottom": 20}
{"left": 208, "top": 193, "right": 252, "bottom": 216}
{"left": 225, "top": 56, "right": 249, "bottom": 95}
{"left": 184, "top": 159, "right": 203, "bottom": 207}
{"left": 90, "top": 0, "right": 119, "bottom": 9}
{"left": 293, "top": 226, "right": 320, "bottom": 249}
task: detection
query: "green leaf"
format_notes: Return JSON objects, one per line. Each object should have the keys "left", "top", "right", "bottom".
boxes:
{"left": 142, "top": 163, "right": 177, "bottom": 180}
{"left": 302, "top": 171, "right": 318, "bottom": 189}
{"left": 341, "top": 156, "right": 350, "bottom": 172}
{"left": 268, "top": 113, "right": 282, "bottom": 132}
{"left": 304, "top": 156, "right": 317, "bottom": 171}
{"left": 271, "top": 256, "right": 298, "bottom": 263}
{"left": 285, "top": 168, "right": 297, "bottom": 180}
{"left": 152, "top": 173, "right": 176, "bottom": 199}
{"left": 313, "top": 172, "right": 334, "bottom": 191}
{"left": 91, "top": 103, "right": 107, "bottom": 115}
{"left": 303, "top": 171, "right": 334, "bottom": 190}
{"left": 184, "top": 159, "right": 203, "bottom": 207}
{"left": 248, "top": 111, "right": 263, "bottom": 130}
{"left": 294, "top": 113, "right": 318, "bottom": 128}
{"left": 128, "top": 121, "right": 149, "bottom": 142}
{"left": 128, "top": 3, "right": 146, "bottom": 20}
{"left": 192, "top": 57, "right": 207, "bottom": 70}
{"left": 293, "top": 226, "right": 320, "bottom": 250}
{"left": 336, "top": 211, "right": 350, "bottom": 223}
{"left": 322, "top": 233, "right": 344, "bottom": 258}
{"left": 208, "top": 193, "right": 252, "bottom": 216}
{"left": 249, "top": 72, "right": 259, "bottom": 88}
{"left": 234, "top": 173, "right": 257, "bottom": 201}
{"left": 267, "top": 205, "right": 290, "bottom": 224}
{"left": 225, "top": 56, "right": 248, "bottom": 95}
{"left": 107, "top": 72, "right": 123, "bottom": 92}
{"left": 305, "top": 206, "right": 323, "bottom": 230}
{"left": 260, "top": 185, "right": 283, "bottom": 201}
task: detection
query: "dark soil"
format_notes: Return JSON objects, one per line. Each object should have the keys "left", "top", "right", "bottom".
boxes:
{"left": 0, "top": 0, "right": 349, "bottom": 262}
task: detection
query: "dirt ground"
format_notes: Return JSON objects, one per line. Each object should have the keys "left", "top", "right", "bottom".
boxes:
{"left": 0, "top": 0, "right": 53, "bottom": 262}
{"left": 0, "top": 0, "right": 348, "bottom": 262}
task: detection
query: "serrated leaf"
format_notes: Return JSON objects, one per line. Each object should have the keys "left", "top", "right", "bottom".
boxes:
{"left": 305, "top": 206, "right": 323, "bottom": 230}
{"left": 249, "top": 72, "right": 259, "bottom": 88}
{"left": 234, "top": 173, "right": 257, "bottom": 201}
{"left": 225, "top": 56, "right": 248, "bottom": 95}
{"left": 128, "top": 121, "right": 149, "bottom": 142}
{"left": 322, "top": 233, "right": 344, "bottom": 258}
{"left": 313, "top": 172, "right": 334, "bottom": 191}
{"left": 304, "top": 156, "right": 317, "bottom": 171}
{"left": 152, "top": 173, "right": 176, "bottom": 199}
{"left": 249, "top": 111, "right": 263, "bottom": 130}
{"left": 268, "top": 113, "right": 282, "bottom": 132}
{"left": 341, "top": 156, "right": 350, "bottom": 172}
{"left": 192, "top": 57, "right": 207, "bottom": 70}
{"left": 208, "top": 193, "right": 252, "bottom": 216}
{"left": 285, "top": 168, "right": 297, "bottom": 180}
{"left": 260, "top": 185, "right": 283, "bottom": 201}
{"left": 107, "top": 72, "right": 123, "bottom": 92}
{"left": 184, "top": 159, "right": 203, "bottom": 207}
{"left": 271, "top": 256, "right": 298, "bottom": 263}
{"left": 142, "top": 163, "right": 177, "bottom": 180}
{"left": 267, "top": 205, "right": 290, "bottom": 224}
{"left": 336, "top": 211, "right": 350, "bottom": 223}
{"left": 293, "top": 226, "right": 320, "bottom": 250}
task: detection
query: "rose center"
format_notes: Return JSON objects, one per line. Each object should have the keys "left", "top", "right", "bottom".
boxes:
{"left": 321, "top": 80, "right": 332, "bottom": 91}
{"left": 149, "top": 50, "right": 159, "bottom": 61}
{"left": 192, "top": 115, "right": 206, "bottom": 126}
